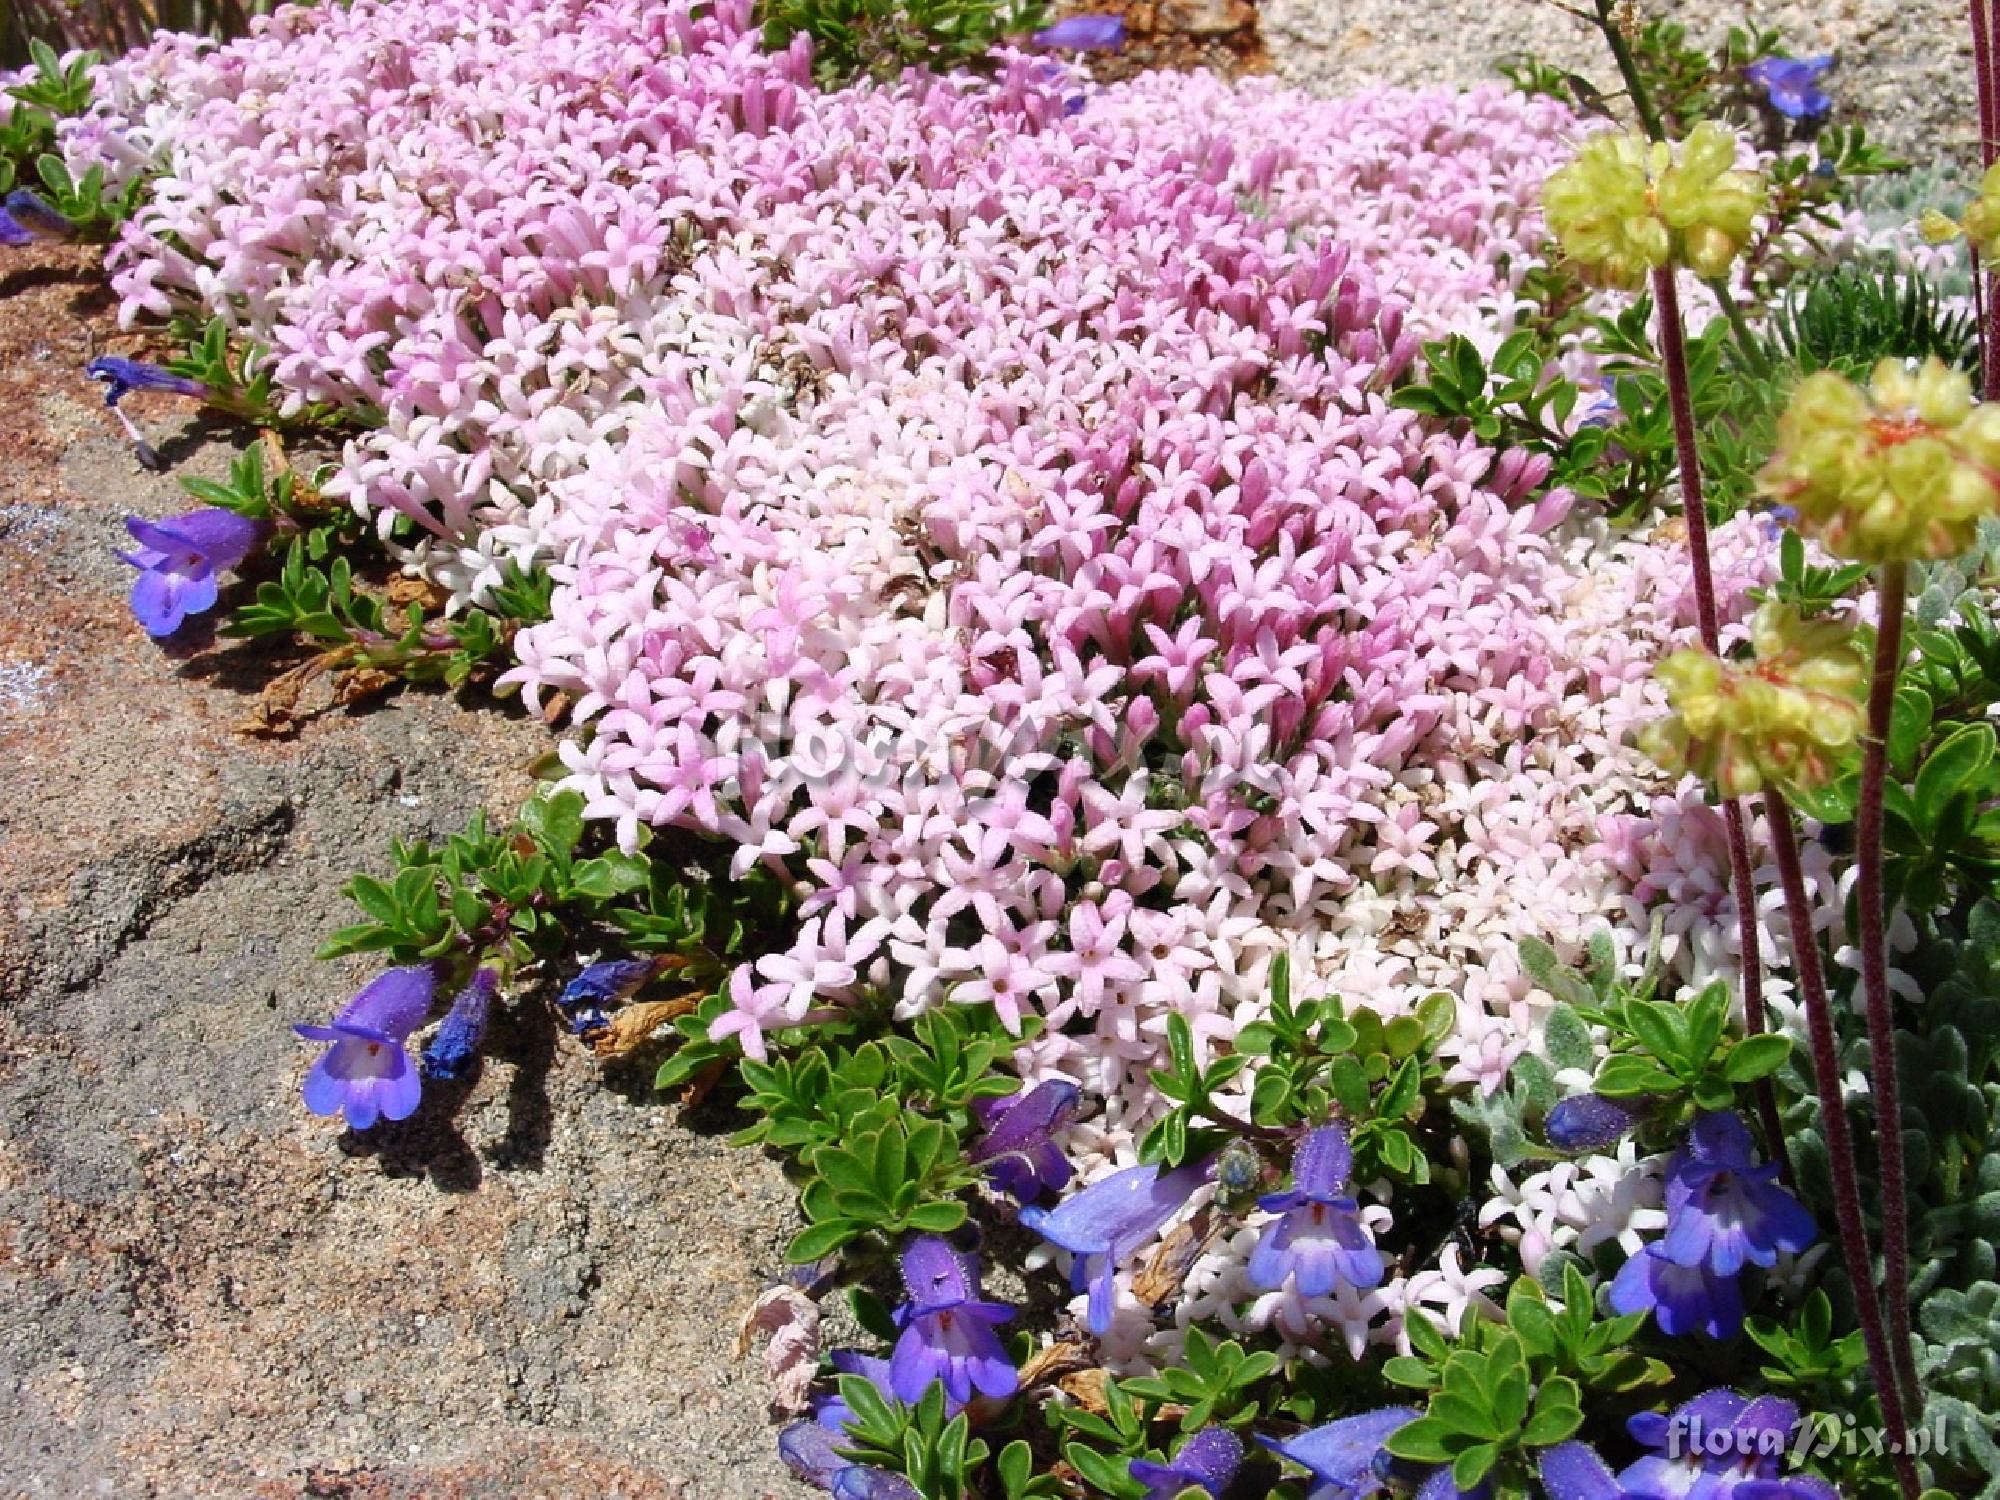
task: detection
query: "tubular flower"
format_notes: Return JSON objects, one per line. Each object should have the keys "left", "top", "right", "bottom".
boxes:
{"left": 887, "top": 1237, "right": 1017, "bottom": 1405}
{"left": 970, "top": 1078, "right": 1082, "bottom": 1203}
{"left": 1130, "top": 1426, "right": 1243, "bottom": 1500}
{"left": 421, "top": 966, "right": 499, "bottom": 1081}
{"left": 1541, "top": 121, "right": 1766, "bottom": 287}
{"left": 1246, "top": 1122, "right": 1386, "bottom": 1295}
{"left": 294, "top": 966, "right": 437, "bottom": 1129}
{"left": 1019, "top": 1160, "right": 1208, "bottom": 1333}
{"left": 1758, "top": 355, "right": 2000, "bottom": 562}
{"left": 1637, "top": 602, "right": 1868, "bottom": 800}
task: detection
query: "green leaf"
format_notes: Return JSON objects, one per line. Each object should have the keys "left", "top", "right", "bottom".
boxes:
{"left": 1721, "top": 1033, "right": 1791, "bottom": 1082}
{"left": 1593, "top": 1054, "right": 1682, "bottom": 1098}
{"left": 1626, "top": 1000, "right": 1689, "bottom": 1067}
{"left": 1542, "top": 1004, "right": 1594, "bottom": 1073}
{"left": 785, "top": 1218, "right": 861, "bottom": 1263}
{"left": 901, "top": 1199, "right": 967, "bottom": 1233}
{"left": 1383, "top": 1417, "right": 1458, "bottom": 1464}
{"left": 1451, "top": 1443, "right": 1501, "bottom": 1491}
{"left": 1915, "top": 723, "right": 1995, "bottom": 833}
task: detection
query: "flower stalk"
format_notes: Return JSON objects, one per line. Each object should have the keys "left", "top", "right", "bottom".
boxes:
{"left": 1975, "top": 0, "right": 2000, "bottom": 397}
{"left": 1652, "top": 262, "right": 1787, "bottom": 1178}
{"left": 1763, "top": 790, "right": 1919, "bottom": 1500}
{"left": 1856, "top": 560, "right": 1922, "bottom": 1416}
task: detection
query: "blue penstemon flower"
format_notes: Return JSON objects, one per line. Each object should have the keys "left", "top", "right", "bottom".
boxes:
{"left": 1610, "top": 1111, "right": 1814, "bottom": 1338}
{"left": 294, "top": 966, "right": 437, "bottom": 1129}
{"left": 1019, "top": 1158, "right": 1208, "bottom": 1333}
{"left": 115, "top": 508, "right": 260, "bottom": 637}
{"left": 1247, "top": 1122, "right": 1386, "bottom": 1295}
{"left": 1744, "top": 56, "right": 1834, "bottom": 122}
{"left": 1031, "top": 13, "right": 1125, "bottom": 49}
{"left": 421, "top": 966, "right": 499, "bottom": 1081}
{"left": 1130, "top": 1425, "right": 1242, "bottom": 1499}
{"left": 887, "top": 1236, "right": 1017, "bottom": 1405}
{"left": 969, "top": 1077, "right": 1081, "bottom": 1203}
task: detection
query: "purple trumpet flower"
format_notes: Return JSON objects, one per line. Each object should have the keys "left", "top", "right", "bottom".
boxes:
{"left": 295, "top": 966, "right": 437, "bottom": 1129}
{"left": 1545, "top": 1093, "right": 1644, "bottom": 1152}
{"left": 1745, "top": 56, "right": 1833, "bottom": 121}
{"left": 776, "top": 1422, "right": 920, "bottom": 1499}
{"left": 556, "top": 955, "right": 659, "bottom": 1033}
{"left": 887, "top": 1237, "right": 1016, "bottom": 1405}
{"left": 1609, "top": 1243, "right": 1747, "bottom": 1339}
{"left": 1019, "top": 1159, "right": 1208, "bottom": 1333}
{"left": 969, "top": 1078, "right": 1080, "bottom": 1203}
{"left": 1621, "top": 1390, "right": 1829, "bottom": 1500}
{"left": 1539, "top": 1441, "right": 1638, "bottom": 1500}
{"left": 5, "top": 189, "right": 78, "bottom": 238}
{"left": 86, "top": 355, "right": 208, "bottom": 408}
{"left": 1031, "top": 13, "right": 1125, "bottom": 49}
{"left": 1247, "top": 1123, "right": 1385, "bottom": 1295}
{"left": 0, "top": 208, "right": 30, "bottom": 246}
{"left": 421, "top": 966, "right": 499, "bottom": 1081}
{"left": 116, "top": 508, "right": 259, "bottom": 637}
{"left": 1659, "top": 1112, "right": 1815, "bottom": 1277}
{"left": 1130, "top": 1425, "right": 1242, "bottom": 1500}
{"left": 1257, "top": 1407, "right": 1417, "bottom": 1496}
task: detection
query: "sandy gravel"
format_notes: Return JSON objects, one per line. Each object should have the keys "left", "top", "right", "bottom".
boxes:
{"left": 1261, "top": 0, "right": 1977, "bottom": 169}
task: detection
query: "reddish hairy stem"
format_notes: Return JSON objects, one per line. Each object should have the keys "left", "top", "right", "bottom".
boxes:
{"left": 1975, "top": 0, "right": 2000, "bottom": 396}
{"left": 1764, "top": 792, "right": 1919, "bottom": 1500}
{"left": 1858, "top": 562, "right": 1921, "bottom": 1415}
{"left": 1651, "top": 263, "right": 1787, "bottom": 1174}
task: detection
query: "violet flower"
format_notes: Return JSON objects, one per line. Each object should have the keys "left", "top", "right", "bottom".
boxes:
{"left": 421, "top": 966, "right": 499, "bottom": 1081}
{"left": 5, "top": 189, "right": 78, "bottom": 237}
{"left": 776, "top": 1421, "right": 918, "bottom": 1499}
{"left": 1539, "top": 1442, "right": 1638, "bottom": 1500}
{"left": 116, "top": 508, "right": 259, "bottom": 637}
{"left": 556, "top": 955, "right": 659, "bottom": 1034}
{"left": 1621, "top": 1390, "right": 1826, "bottom": 1500}
{"left": 1247, "top": 1123, "right": 1385, "bottom": 1295}
{"left": 1609, "top": 1243, "right": 1747, "bottom": 1339}
{"left": 1544, "top": 1093, "right": 1643, "bottom": 1152}
{"left": 1130, "top": 1425, "right": 1241, "bottom": 1500}
{"left": 1745, "top": 56, "right": 1833, "bottom": 121}
{"left": 887, "top": 1236, "right": 1017, "bottom": 1405}
{"left": 1031, "top": 14, "right": 1125, "bottom": 49}
{"left": 1658, "top": 1112, "right": 1815, "bottom": 1277}
{"left": 0, "top": 208, "right": 30, "bottom": 246}
{"left": 969, "top": 1078, "right": 1081, "bottom": 1203}
{"left": 295, "top": 966, "right": 436, "bottom": 1129}
{"left": 1257, "top": 1407, "right": 1417, "bottom": 1496}
{"left": 1019, "top": 1159, "right": 1208, "bottom": 1333}
{"left": 86, "top": 355, "right": 208, "bottom": 408}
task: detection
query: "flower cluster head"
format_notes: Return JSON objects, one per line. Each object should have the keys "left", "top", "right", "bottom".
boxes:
{"left": 1020, "top": 1160, "right": 1207, "bottom": 1333}
{"left": 1131, "top": 1426, "right": 1242, "bottom": 1500}
{"left": 1744, "top": 56, "right": 1833, "bottom": 122}
{"left": 1248, "top": 1122, "right": 1386, "bottom": 1295}
{"left": 888, "top": 1237, "right": 1017, "bottom": 1405}
{"left": 1610, "top": 1112, "right": 1814, "bottom": 1339}
{"left": 295, "top": 966, "right": 437, "bottom": 1130}
{"left": 116, "top": 507, "right": 259, "bottom": 637}
{"left": 1923, "top": 161, "right": 2000, "bottom": 261}
{"left": 1542, "top": 121, "right": 1765, "bottom": 286}
{"left": 1638, "top": 602, "right": 1869, "bottom": 801}
{"left": 970, "top": 1078, "right": 1082, "bottom": 1203}
{"left": 1759, "top": 356, "right": 2000, "bottom": 562}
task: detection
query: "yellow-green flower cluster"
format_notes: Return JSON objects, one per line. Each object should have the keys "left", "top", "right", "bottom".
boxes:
{"left": 1541, "top": 122, "right": 1766, "bottom": 288}
{"left": 1920, "top": 162, "right": 2000, "bottom": 260}
{"left": 1638, "top": 603, "right": 1869, "bottom": 800}
{"left": 1759, "top": 357, "right": 2000, "bottom": 563}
